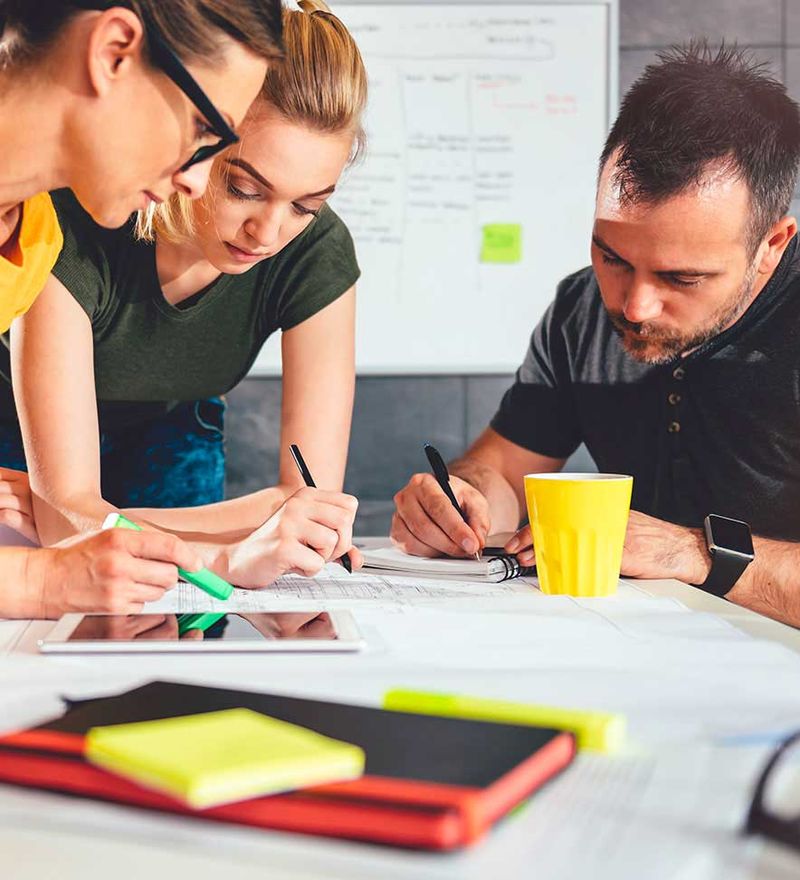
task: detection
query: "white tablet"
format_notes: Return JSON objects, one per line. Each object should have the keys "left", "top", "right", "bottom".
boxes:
{"left": 39, "top": 610, "right": 365, "bottom": 654}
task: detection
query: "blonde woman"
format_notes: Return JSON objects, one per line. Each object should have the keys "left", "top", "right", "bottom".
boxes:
{"left": 2, "top": 2, "right": 367, "bottom": 588}
{"left": 0, "top": 0, "right": 284, "bottom": 617}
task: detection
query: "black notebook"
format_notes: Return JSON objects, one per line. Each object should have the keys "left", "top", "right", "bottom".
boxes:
{"left": 0, "top": 680, "right": 575, "bottom": 850}
{"left": 361, "top": 546, "right": 535, "bottom": 582}
{"left": 45, "top": 680, "right": 558, "bottom": 786}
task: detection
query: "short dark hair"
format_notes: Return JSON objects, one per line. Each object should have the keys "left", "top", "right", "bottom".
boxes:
{"left": 600, "top": 42, "right": 800, "bottom": 252}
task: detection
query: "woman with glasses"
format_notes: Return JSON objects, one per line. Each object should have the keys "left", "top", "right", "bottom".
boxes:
{"left": 0, "top": 1, "right": 366, "bottom": 589}
{"left": 0, "top": 0, "right": 283, "bottom": 328}
{"left": 0, "top": 0, "right": 285, "bottom": 618}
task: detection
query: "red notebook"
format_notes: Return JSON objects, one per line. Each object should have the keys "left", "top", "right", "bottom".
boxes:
{"left": 0, "top": 680, "right": 575, "bottom": 851}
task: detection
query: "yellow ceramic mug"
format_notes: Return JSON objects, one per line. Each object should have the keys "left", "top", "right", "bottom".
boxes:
{"left": 524, "top": 473, "right": 633, "bottom": 597}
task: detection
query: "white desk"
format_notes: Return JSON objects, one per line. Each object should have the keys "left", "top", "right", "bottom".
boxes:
{"left": 629, "top": 577, "right": 800, "bottom": 652}
{"left": 1, "top": 547, "right": 800, "bottom": 880}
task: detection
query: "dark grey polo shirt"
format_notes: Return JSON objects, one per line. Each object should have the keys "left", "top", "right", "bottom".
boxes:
{"left": 491, "top": 236, "right": 800, "bottom": 540}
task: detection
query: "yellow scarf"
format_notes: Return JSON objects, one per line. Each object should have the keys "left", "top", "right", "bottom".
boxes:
{"left": 0, "top": 191, "right": 64, "bottom": 332}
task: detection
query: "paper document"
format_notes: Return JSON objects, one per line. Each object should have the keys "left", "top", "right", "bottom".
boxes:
{"left": 149, "top": 569, "right": 537, "bottom": 614}
{"left": 470, "top": 745, "right": 775, "bottom": 880}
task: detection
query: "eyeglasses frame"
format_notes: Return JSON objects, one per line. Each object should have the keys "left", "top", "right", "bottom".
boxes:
{"left": 72, "top": 1, "right": 240, "bottom": 170}
{"left": 744, "top": 728, "right": 800, "bottom": 854}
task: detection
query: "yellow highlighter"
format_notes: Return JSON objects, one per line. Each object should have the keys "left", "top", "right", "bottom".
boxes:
{"left": 383, "top": 689, "right": 625, "bottom": 754}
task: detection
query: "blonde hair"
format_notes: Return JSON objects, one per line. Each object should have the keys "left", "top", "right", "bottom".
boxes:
{"left": 138, "top": 0, "right": 367, "bottom": 242}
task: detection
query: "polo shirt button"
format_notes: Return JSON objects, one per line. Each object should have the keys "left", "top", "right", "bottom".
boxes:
{"left": 668, "top": 421, "right": 681, "bottom": 433}
{"left": 668, "top": 392, "right": 681, "bottom": 405}
{"left": 673, "top": 366, "right": 686, "bottom": 380}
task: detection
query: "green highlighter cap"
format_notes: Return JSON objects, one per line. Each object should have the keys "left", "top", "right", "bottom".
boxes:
{"left": 102, "top": 513, "right": 234, "bottom": 601}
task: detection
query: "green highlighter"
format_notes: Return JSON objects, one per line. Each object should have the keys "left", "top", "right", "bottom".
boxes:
{"left": 177, "top": 612, "right": 227, "bottom": 636}
{"left": 102, "top": 512, "right": 234, "bottom": 601}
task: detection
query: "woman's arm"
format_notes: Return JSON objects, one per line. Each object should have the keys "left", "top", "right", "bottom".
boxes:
{"left": 12, "top": 276, "right": 359, "bottom": 584}
{"left": 278, "top": 285, "right": 356, "bottom": 491}
{"left": 124, "top": 286, "right": 357, "bottom": 533}
{"left": 16, "top": 277, "right": 355, "bottom": 543}
{"left": 12, "top": 274, "right": 113, "bottom": 543}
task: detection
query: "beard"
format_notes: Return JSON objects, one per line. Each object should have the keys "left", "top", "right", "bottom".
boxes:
{"left": 607, "top": 262, "right": 759, "bottom": 365}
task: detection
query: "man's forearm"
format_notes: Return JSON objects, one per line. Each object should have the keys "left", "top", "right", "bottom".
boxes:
{"left": 449, "top": 455, "right": 522, "bottom": 533}
{"left": 665, "top": 525, "right": 800, "bottom": 626}
{"left": 625, "top": 513, "right": 800, "bottom": 628}
{"left": 726, "top": 536, "right": 800, "bottom": 627}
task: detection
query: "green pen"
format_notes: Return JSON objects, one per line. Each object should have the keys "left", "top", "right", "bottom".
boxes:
{"left": 102, "top": 512, "right": 234, "bottom": 601}
{"left": 177, "top": 612, "right": 227, "bottom": 636}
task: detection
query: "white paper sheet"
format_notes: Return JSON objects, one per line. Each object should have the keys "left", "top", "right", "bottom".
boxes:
{"left": 135, "top": 565, "right": 800, "bottom": 748}
{"left": 147, "top": 568, "right": 538, "bottom": 613}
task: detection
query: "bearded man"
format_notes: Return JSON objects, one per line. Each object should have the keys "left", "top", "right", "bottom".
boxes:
{"left": 391, "top": 44, "right": 800, "bottom": 626}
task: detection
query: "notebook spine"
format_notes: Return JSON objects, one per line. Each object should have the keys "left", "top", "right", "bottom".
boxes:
{"left": 490, "top": 554, "right": 521, "bottom": 582}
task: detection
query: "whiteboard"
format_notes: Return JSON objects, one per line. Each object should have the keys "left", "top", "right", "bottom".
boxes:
{"left": 252, "top": 1, "right": 617, "bottom": 374}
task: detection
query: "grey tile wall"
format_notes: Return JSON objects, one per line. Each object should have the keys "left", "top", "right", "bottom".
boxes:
{"left": 789, "top": 0, "right": 800, "bottom": 44}
{"left": 619, "top": 0, "right": 782, "bottom": 47}
{"left": 225, "top": 0, "right": 798, "bottom": 534}
{"left": 226, "top": 374, "right": 597, "bottom": 534}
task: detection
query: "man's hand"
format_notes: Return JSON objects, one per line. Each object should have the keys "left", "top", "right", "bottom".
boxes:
{"left": 35, "top": 529, "right": 203, "bottom": 618}
{"left": 223, "top": 487, "right": 359, "bottom": 587}
{"left": 504, "top": 511, "right": 711, "bottom": 585}
{"left": 391, "top": 473, "right": 491, "bottom": 558}
{"left": 620, "top": 511, "right": 709, "bottom": 583}
{"left": 505, "top": 525, "right": 535, "bottom": 565}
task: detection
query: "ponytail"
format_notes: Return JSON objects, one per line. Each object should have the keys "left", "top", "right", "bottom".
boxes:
{"left": 142, "top": 0, "right": 368, "bottom": 243}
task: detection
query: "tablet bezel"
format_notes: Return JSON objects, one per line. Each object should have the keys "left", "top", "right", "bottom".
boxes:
{"left": 39, "top": 611, "right": 365, "bottom": 654}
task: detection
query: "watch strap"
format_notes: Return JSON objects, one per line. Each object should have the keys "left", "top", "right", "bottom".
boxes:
{"left": 698, "top": 550, "right": 751, "bottom": 598}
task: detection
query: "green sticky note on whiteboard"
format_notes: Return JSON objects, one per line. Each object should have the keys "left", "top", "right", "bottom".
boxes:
{"left": 481, "top": 223, "right": 522, "bottom": 263}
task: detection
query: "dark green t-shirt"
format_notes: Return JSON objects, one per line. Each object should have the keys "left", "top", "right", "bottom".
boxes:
{"left": 0, "top": 190, "right": 359, "bottom": 431}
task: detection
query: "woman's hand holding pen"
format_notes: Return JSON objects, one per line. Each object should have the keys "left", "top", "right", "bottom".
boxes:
{"left": 391, "top": 472, "right": 491, "bottom": 558}
{"left": 222, "top": 487, "right": 361, "bottom": 587}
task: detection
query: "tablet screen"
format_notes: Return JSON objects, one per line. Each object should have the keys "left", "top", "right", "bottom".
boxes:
{"left": 65, "top": 612, "right": 338, "bottom": 644}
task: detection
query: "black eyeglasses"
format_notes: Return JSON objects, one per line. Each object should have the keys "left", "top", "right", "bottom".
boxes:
{"left": 744, "top": 729, "right": 800, "bottom": 855}
{"left": 73, "top": 1, "right": 239, "bottom": 170}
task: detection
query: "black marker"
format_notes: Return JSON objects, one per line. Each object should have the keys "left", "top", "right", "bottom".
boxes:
{"left": 289, "top": 444, "right": 352, "bottom": 574}
{"left": 424, "top": 443, "right": 481, "bottom": 560}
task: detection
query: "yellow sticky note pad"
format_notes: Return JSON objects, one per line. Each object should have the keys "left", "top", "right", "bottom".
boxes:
{"left": 481, "top": 223, "right": 522, "bottom": 263}
{"left": 85, "top": 708, "right": 365, "bottom": 809}
{"left": 383, "top": 690, "right": 625, "bottom": 753}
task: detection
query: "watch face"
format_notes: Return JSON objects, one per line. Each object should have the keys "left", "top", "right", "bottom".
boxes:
{"left": 707, "top": 515, "right": 754, "bottom": 556}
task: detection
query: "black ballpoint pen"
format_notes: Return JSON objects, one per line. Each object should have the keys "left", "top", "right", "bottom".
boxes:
{"left": 423, "top": 443, "right": 481, "bottom": 560}
{"left": 289, "top": 443, "right": 353, "bottom": 573}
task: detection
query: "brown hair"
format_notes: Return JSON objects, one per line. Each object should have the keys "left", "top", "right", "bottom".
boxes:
{"left": 0, "top": 0, "right": 283, "bottom": 70}
{"left": 142, "top": 0, "right": 368, "bottom": 242}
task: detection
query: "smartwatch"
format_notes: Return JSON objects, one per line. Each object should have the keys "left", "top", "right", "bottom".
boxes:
{"left": 696, "top": 514, "right": 755, "bottom": 598}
